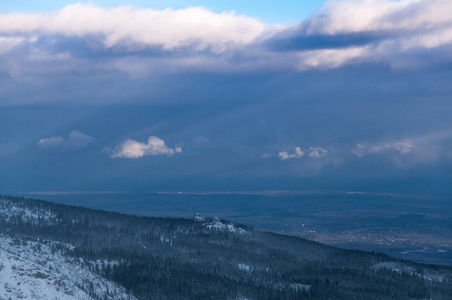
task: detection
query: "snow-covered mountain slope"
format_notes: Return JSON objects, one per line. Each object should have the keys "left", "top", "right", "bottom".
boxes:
{"left": 0, "top": 195, "right": 451, "bottom": 300}
{"left": 0, "top": 235, "right": 136, "bottom": 300}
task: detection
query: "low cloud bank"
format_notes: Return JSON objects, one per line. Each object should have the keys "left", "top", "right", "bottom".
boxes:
{"left": 38, "top": 130, "right": 95, "bottom": 148}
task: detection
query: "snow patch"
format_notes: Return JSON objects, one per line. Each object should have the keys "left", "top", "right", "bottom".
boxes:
{"left": 372, "top": 262, "right": 447, "bottom": 283}
{"left": 238, "top": 263, "right": 253, "bottom": 272}
{"left": 0, "top": 201, "right": 56, "bottom": 225}
{"left": 204, "top": 218, "right": 247, "bottom": 234}
{"left": 193, "top": 213, "right": 205, "bottom": 222}
{"left": 0, "top": 234, "right": 137, "bottom": 300}
{"left": 160, "top": 236, "right": 173, "bottom": 246}
{"left": 290, "top": 283, "right": 311, "bottom": 292}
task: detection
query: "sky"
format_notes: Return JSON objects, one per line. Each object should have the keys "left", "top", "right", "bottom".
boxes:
{"left": 2, "top": 0, "right": 325, "bottom": 24}
{"left": 1, "top": 0, "right": 452, "bottom": 195}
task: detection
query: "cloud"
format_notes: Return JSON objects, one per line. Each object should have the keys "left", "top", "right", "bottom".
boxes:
{"left": 273, "top": 130, "right": 452, "bottom": 168}
{"left": 0, "top": 36, "right": 25, "bottom": 55}
{"left": 352, "top": 130, "right": 452, "bottom": 166}
{"left": 278, "top": 147, "right": 304, "bottom": 160}
{"left": 38, "top": 136, "right": 66, "bottom": 148}
{"left": 1, "top": 1, "right": 452, "bottom": 80}
{"left": 268, "top": 0, "right": 452, "bottom": 69}
{"left": 0, "top": 4, "right": 267, "bottom": 53}
{"left": 277, "top": 146, "right": 329, "bottom": 160}
{"left": 308, "top": 146, "right": 328, "bottom": 158}
{"left": 352, "top": 141, "right": 414, "bottom": 157}
{"left": 38, "top": 130, "right": 95, "bottom": 148}
{"left": 192, "top": 136, "right": 210, "bottom": 149}
{"left": 0, "top": 4, "right": 271, "bottom": 78}
{"left": 111, "top": 136, "right": 182, "bottom": 159}
{"left": 305, "top": 0, "right": 452, "bottom": 36}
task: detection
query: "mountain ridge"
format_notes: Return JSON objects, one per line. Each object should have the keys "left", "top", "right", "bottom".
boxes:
{"left": 0, "top": 195, "right": 451, "bottom": 299}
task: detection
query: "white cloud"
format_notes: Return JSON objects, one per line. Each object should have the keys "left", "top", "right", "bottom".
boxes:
{"left": 0, "top": 4, "right": 267, "bottom": 53}
{"left": 111, "top": 136, "right": 182, "bottom": 159}
{"left": 353, "top": 141, "right": 414, "bottom": 157}
{"left": 261, "top": 153, "right": 272, "bottom": 159}
{"left": 277, "top": 146, "right": 329, "bottom": 160}
{"left": 269, "top": 130, "right": 452, "bottom": 168}
{"left": 38, "top": 130, "right": 95, "bottom": 148}
{"left": 0, "top": 36, "right": 24, "bottom": 55}
{"left": 352, "top": 130, "right": 452, "bottom": 165}
{"left": 278, "top": 147, "right": 304, "bottom": 160}
{"left": 308, "top": 146, "right": 328, "bottom": 158}
{"left": 1, "top": 1, "right": 452, "bottom": 78}
{"left": 293, "top": 0, "right": 452, "bottom": 69}
{"left": 38, "top": 136, "right": 66, "bottom": 148}
{"left": 307, "top": 0, "right": 452, "bottom": 36}
{"left": 297, "top": 46, "right": 369, "bottom": 70}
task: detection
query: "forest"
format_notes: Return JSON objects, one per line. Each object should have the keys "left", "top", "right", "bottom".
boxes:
{"left": 0, "top": 195, "right": 451, "bottom": 299}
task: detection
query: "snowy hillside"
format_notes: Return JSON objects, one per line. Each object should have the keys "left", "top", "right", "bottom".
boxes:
{"left": 0, "top": 235, "right": 136, "bottom": 300}
{"left": 0, "top": 195, "right": 451, "bottom": 299}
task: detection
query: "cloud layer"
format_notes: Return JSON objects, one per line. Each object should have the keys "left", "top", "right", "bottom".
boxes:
{"left": 352, "top": 130, "right": 452, "bottom": 166}
{"left": 270, "top": 129, "right": 452, "bottom": 169}
{"left": 0, "top": 4, "right": 266, "bottom": 52}
{"left": 111, "top": 136, "right": 182, "bottom": 159}
{"left": 38, "top": 130, "right": 95, "bottom": 148}
{"left": 1, "top": 0, "right": 452, "bottom": 80}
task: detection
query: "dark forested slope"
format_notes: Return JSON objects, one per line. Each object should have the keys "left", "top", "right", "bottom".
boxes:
{"left": 0, "top": 195, "right": 451, "bottom": 299}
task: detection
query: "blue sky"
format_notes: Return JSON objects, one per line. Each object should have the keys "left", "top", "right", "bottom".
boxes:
{"left": 1, "top": 0, "right": 325, "bottom": 24}
{"left": 1, "top": 0, "right": 452, "bottom": 194}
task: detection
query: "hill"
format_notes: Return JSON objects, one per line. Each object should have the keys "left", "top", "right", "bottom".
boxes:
{"left": 0, "top": 195, "right": 451, "bottom": 299}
